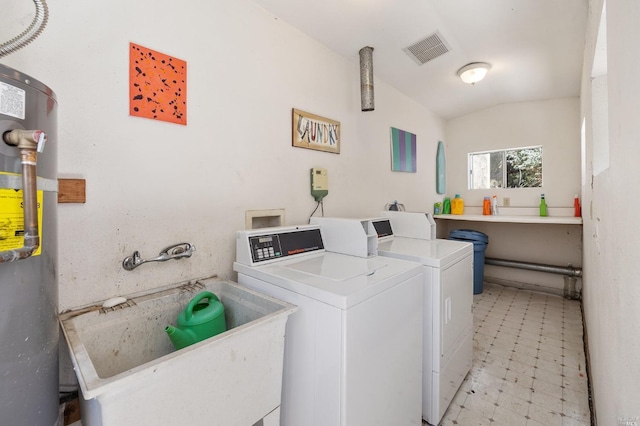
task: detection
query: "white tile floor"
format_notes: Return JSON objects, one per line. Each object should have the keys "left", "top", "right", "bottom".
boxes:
{"left": 437, "top": 282, "right": 591, "bottom": 426}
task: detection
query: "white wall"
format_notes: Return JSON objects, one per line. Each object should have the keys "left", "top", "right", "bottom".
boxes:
{"left": 442, "top": 99, "right": 582, "bottom": 293}
{"left": 1, "top": 0, "right": 444, "bottom": 311}
{"left": 445, "top": 98, "right": 581, "bottom": 208}
{"left": 581, "top": 0, "right": 640, "bottom": 422}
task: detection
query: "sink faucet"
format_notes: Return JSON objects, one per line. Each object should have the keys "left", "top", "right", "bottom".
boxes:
{"left": 122, "top": 242, "right": 195, "bottom": 271}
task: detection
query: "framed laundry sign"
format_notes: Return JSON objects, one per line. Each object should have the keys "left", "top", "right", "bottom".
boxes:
{"left": 292, "top": 109, "right": 340, "bottom": 154}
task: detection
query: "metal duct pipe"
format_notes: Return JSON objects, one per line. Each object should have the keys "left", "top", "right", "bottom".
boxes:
{"left": 485, "top": 257, "right": 582, "bottom": 278}
{"left": 359, "top": 46, "right": 374, "bottom": 111}
{"left": 0, "top": 0, "right": 49, "bottom": 58}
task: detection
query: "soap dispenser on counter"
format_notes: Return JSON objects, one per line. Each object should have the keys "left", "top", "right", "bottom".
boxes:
{"left": 451, "top": 194, "right": 464, "bottom": 215}
{"left": 442, "top": 197, "right": 451, "bottom": 214}
{"left": 574, "top": 194, "right": 581, "bottom": 217}
{"left": 482, "top": 197, "right": 491, "bottom": 215}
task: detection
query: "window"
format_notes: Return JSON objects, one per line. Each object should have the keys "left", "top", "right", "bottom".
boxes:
{"left": 469, "top": 146, "right": 542, "bottom": 189}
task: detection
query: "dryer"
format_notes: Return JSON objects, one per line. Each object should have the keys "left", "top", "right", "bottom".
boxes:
{"left": 311, "top": 214, "right": 473, "bottom": 425}
{"left": 374, "top": 211, "right": 473, "bottom": 425}
{"left": 233, "top": 224, "right": 423, "bottom": 426}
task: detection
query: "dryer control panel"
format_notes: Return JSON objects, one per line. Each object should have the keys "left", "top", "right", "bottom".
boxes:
{"left": 371, "top": 219, "right": 394, "bottom": 239}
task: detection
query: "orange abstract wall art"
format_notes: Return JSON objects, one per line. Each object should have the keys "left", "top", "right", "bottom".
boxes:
{"left": 129, "top": 43, "right": 187, "bottom": 125}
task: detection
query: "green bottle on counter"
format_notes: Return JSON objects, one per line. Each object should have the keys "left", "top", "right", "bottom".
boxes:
{"left": 443, "top": 197, "right": 451, "bottom": 214}
{"left": 539, "top": 194, "right": 548, "bottom": 217}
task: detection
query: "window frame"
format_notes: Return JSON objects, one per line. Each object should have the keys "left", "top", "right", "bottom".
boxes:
{"left": 467, "top": 145, "right": 543, "bottom": 190}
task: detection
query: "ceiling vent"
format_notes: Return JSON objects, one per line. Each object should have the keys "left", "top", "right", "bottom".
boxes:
{"left": 403, "top": 31, "right": 451, "bottom": 65}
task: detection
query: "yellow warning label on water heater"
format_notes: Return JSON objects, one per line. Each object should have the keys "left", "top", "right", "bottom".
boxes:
{"left": 0, "top": 186, "right": 44, "bottom": 256}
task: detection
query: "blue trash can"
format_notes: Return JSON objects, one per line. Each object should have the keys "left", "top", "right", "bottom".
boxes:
{"left": 449, "top": 229, "right": 489, "bottom": 294}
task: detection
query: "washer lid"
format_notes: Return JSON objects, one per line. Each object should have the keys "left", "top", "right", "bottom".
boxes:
{"left": 282, "top": 254, "right": 386, "bottom": 281}
{"left": 234, "top": 252, "right": 421, "bottom": 309}
{"left": 377, "top": 237, "right": 472, "bottom": 268}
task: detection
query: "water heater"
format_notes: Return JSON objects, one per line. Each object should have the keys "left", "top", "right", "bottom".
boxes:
{"left": 0, "top": 63, "right": 59, "bottom": 425}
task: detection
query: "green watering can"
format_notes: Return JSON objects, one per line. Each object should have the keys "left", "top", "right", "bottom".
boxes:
{"left": 165, "top": 291, "right": 227, "bottom": 350}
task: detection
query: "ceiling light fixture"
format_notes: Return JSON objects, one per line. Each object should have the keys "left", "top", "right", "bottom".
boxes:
{"left": 457, "top": 62, "right": 491, "bottom": 85}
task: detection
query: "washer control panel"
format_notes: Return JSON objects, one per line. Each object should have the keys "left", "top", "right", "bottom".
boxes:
{"left": 245, "top": 228, "right": 325, "bottom": 264}
{"left": 249, "top": 234, "right": 282, "bottom": 262}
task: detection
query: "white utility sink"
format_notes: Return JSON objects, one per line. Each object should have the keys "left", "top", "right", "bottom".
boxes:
{"left": 59, "top": 276, "right": 296, "bottom": 426}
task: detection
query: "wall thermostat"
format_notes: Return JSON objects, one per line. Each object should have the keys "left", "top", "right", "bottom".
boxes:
{"left": 310, "top": 167, "right": 328, "bottom": 202}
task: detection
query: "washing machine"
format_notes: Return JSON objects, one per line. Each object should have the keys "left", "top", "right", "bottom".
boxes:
{"left": 374, "top": 211, "right": 474, "bottom": 425}
{"left": 233, "top": 224, "right": 423, "bottom": 426}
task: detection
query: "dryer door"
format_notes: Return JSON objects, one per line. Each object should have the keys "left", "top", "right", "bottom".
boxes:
{"left": 440, "top": 253, "right": 473, "bottom": 359}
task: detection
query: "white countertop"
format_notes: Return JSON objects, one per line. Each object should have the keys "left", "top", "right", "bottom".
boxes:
{"left": 434, "top": 213, "right": 583, "bottom": 225}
